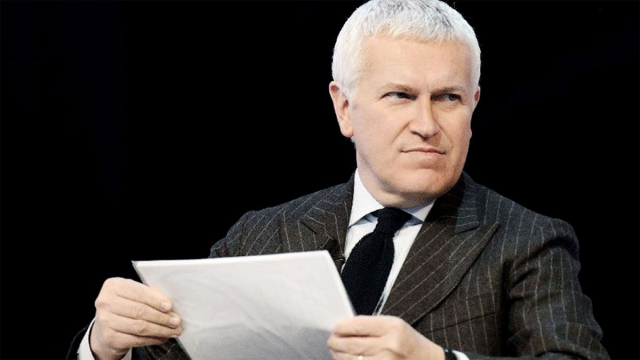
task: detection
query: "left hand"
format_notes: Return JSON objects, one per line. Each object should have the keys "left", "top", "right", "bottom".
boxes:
{"left": 327, "top": 315, "right": 445, "bottom": 360}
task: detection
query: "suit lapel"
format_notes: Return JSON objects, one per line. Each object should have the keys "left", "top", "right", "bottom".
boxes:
{"left": 382, "top": 173, "right": 499, "bottom": 325}
{"left": 293, "top": 175, "right": 354, "bottom": 265}
{"left": 282, "top": 171, "right": 498, "bottom": 324}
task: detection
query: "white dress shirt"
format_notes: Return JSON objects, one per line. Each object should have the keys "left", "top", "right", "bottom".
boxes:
{"left": 345, "top": 169, "right": 434, "bottom": 313}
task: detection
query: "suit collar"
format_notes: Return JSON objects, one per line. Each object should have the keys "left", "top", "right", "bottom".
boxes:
{"left": 295, "top": 171, "right": 497, "bottom": 325}
{"left": 296, "top": 170, "right": 479, "bottom": 250}
{"left": 298, "top": 171, "right": 479, "bottom": 235}
{"left": 424, "top": 171, "right": 481, "bottom": 235}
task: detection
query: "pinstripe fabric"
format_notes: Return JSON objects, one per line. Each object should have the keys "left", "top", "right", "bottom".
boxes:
{"left": 76, "top": 171, "right": 607, "bottom": 360}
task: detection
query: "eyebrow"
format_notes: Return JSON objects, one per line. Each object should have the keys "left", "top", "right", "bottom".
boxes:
{"left": 433, "top": 86, "right": 466, "bottom": 94}
{"left": 380, "top": 83, "right": 467, "bottom": 95}
{"left": 380, "top": 83, "right": 416, "bottom": 94}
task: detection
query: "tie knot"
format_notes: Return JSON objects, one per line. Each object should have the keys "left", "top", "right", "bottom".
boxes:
{"left": 372, "top": 207, "right": 412, "bottom": 235}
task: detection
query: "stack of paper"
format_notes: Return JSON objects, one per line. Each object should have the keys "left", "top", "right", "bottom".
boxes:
{"left": 133, "top": 250, "right": 354, "bottom": 360}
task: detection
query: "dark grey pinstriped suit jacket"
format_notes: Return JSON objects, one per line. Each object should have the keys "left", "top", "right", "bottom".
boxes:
{"left": 70, "top": 171, "right": 609, "bottom": 360}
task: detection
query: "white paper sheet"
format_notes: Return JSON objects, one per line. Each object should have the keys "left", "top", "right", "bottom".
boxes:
{"left": 133, "top": 250, "right": 354, "bottom": 360}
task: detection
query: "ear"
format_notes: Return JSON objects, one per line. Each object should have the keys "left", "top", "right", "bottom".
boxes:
{"left": 329, "top": 81, "right": 353, "bottom": 138}
{"left": 469, "top": 86, "right": 481, "bottom": 139}
{"left": 472, "top": 85, "right": 481, "bottom": 111}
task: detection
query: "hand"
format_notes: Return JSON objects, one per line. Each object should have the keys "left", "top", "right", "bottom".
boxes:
{"left": 327, "top": 315, "right": 444, "bottom": 360}
{"left": 89, "top": 277, "right": 183, "bottom": 360}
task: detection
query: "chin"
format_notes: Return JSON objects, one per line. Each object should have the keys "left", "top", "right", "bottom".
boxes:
{"left": 397, "top": 169, "right": 460, "bottom": 202}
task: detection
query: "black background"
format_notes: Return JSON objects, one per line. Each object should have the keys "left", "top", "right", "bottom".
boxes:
{"left": 2, "top": 1, "right": 639, "bottom": 359}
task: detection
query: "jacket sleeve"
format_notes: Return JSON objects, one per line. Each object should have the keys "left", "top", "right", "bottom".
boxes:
{"left": 467, "top": 218, "right": 609, "bottom": 360}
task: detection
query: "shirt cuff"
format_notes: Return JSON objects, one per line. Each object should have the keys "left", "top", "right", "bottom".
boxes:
{"left": 78, "top": 318, "right": 132, "bottom": 360}
{"left": 453, "top": 350, "right": 469, "bottom": 360}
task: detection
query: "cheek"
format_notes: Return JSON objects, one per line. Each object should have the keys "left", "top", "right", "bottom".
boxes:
{"left": 462, "top": 126, "right": 472, "bottom": 144}
{"left": 453, "top": 124, "right": 473, "bottom": 161}
{"left": 352, "top": 108, "right": 392, "bottom": 142}
{"left": 441, "top": 119, "right": 472, "bottom": 164}
{"left": 449, "top": 116, "right": 473, "bottom": 144}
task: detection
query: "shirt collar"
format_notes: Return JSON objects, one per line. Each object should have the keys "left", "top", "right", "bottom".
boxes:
{"left": 349, "top": 169, "right": 435, "bottom": 227}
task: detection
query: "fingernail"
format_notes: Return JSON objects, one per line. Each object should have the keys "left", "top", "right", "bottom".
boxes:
{"left": 161, "top": 302, "right": 171, "bottom": 311}
{"left": 169, "top": 314, "right": 180, "bottom": 326}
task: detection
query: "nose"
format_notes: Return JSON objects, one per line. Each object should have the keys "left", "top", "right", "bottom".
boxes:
{"left": 410, "top": 98, "right": 439, "bottom": 139}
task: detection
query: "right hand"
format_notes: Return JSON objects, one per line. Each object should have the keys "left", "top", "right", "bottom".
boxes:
{"left": 89, "top": 277, "right": 183, "bottom": 360}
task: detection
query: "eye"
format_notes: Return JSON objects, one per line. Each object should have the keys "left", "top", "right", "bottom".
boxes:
{"left": 386, "top": 92, "right": 415, "bottom": 100}
{"left": 435, "top": 93, "right": 461, "bottom": 102}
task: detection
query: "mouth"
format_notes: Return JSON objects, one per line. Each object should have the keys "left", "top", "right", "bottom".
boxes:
{"left": 404, "top": 147, "right": 445, "bottom": 155}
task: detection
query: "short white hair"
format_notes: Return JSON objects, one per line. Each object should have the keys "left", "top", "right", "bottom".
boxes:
{"left": 331, "top": 0, "right": 481, "bottom": 98}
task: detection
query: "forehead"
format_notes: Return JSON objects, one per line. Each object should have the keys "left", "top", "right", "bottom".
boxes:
{"left": 359, "top": 36, "right": 476, "bottom": 88}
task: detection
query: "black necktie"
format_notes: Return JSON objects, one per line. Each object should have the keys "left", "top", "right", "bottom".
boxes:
{"left": 341, "top": 207, "right": 412, "bottom": 315}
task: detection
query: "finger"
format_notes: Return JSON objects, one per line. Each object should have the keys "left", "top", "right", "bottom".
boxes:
{"left": 327, "top": 334, "right": 379, "bottom": 355}
{"left": 329, "top": 349, "right": 346, "bottom": 360}
{"left": 332, "top": 315, "right": 398, "bottom": 337}
{"left": 105, "top": 314, "right": 183, "bottom": 338}
{"left": 106, "top": 296, "right": 182, "bottom": 329}
{"left": 329, "top": 349, "right": 371, "bottom": 360}
{"left": 329, "top": 349, "right": 353, "bottom": 360}
{"left": 106, "top": 277, "right": 173, "bottom": 312}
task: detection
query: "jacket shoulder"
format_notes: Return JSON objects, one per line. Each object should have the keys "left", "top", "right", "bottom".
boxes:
{"left": 248, "top": 182, "right": 348, "bottom": 219}
{"left": 467, "top": 174, "right": 579, "bottom": 256}
{"left": 467, "top": 174, "right": 569, "bottom": 227}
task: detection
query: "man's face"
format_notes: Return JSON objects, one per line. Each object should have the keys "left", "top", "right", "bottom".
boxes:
{"left": 330, "top": 37, "right": 480, "bottom": 207}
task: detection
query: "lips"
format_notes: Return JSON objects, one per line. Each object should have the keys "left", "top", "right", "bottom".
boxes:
{"left": 404, "top": 147, "right": 445, "bottom": 154}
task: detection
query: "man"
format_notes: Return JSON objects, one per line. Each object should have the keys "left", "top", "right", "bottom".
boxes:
{"left": 70, "top": 0, "right": 608, "bottom": 359}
